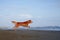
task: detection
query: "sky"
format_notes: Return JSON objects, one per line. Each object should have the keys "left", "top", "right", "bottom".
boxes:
{"left": 0, "top": 0, "right": 60, "bottom": 28}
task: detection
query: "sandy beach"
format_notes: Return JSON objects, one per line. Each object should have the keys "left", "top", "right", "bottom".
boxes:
{"left": 0, "top": 30, "right": 60, "bottom": 40}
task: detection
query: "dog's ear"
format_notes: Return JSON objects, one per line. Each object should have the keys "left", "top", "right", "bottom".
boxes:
{"left": 28, "top": 20, "right": 32, "bottom": 23}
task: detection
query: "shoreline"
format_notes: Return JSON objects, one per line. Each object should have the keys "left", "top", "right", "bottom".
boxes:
{"left": 0, "top": 30, "right": 60, "bottom": 40}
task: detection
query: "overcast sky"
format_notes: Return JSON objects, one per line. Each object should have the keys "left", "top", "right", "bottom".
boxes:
{"left": 0, "top": 0, "right": 60, "bottom": 28}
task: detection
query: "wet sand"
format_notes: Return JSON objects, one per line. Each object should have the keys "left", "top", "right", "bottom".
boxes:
{"left": 0, "top": 30, "right": 60, "bottom": 40}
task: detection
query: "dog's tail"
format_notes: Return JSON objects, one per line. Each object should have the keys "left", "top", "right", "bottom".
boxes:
{"left": 12, "top": 21, "right": 17, "bottom": 24}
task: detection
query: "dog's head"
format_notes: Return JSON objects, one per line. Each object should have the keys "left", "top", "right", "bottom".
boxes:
{"left": 26, "top": 20, "right": 32, "bottom": 24}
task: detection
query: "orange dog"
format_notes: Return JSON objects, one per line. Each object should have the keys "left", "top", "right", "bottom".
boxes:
{"left": 12, "top": 20, "right": 32, "bottom": 30}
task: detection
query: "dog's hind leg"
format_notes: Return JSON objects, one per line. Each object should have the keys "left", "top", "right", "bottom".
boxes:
{"left": 13, "top": 25, "right": 19, "bottom": 31}
{"left": 13, "top": 27, "right": 17, "bottom": 31}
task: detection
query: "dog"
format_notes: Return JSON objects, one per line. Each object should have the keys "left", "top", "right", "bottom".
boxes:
{"left": 12, "top": 20, "right": 32, "bottom": 30}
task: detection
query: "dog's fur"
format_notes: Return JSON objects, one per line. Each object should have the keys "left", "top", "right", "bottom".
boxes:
{"left": 12, "top": 20, "right": 32, "bottom": 30}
